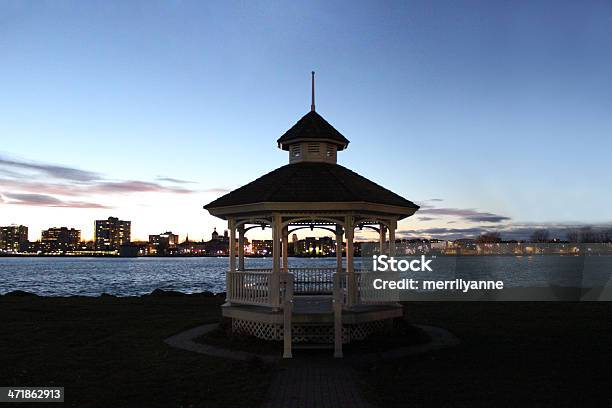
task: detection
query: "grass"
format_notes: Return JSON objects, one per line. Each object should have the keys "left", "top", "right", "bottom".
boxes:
{"left": 0, "top": 294, "right": 273, "bottom": 408}
{"left": 357, "top": 302, "right": 612, "bottom": 407}
{"left": 2, "top": 294, "right": 611, "bottom": 407}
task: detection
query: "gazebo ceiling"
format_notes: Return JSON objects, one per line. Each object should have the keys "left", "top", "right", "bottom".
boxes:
{"left": 204, "top": 161, "right": 419, "bottom": 218}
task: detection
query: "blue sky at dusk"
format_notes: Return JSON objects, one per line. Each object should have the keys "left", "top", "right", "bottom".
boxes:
{"left": 1, "top": 0, "right": 611, "bottom": 241}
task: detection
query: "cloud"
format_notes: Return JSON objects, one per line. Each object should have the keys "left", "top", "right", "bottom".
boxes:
{"left": 156, "top": 176, "right": 196, "bottom": 184}
{"left": 418, "top": 207, "right": 511, "bottom": 223}
{"left": 0, "top": 178, "right": 85, "bottom": 196}
{"left": 2, "top": 193, "right": 111, "bottom": 209}
{"left": 91, "top": 181, "right": 193, "bottom": 194}
{"left": 398, "top": 227, "right": 489, "bottom": 239}
{"left": 415, "top": 198, "right": 445, "bottom": 209}
{"left": 203, "top": 187, "right": 230, "bottom": 194}
{"left": 0, "top": 154, "right": 197, "bottom": 209}
{"left": 413, "top": 197, "right": 510, "bottom": 224}
{"left": 0, "top": 178, "right": 194, "bottom": 196}
{"left": 464, "top": 214, "right": 511, "bottom": 223}
{"left": 0, "top": 155, "right": 100, "bottom": 182}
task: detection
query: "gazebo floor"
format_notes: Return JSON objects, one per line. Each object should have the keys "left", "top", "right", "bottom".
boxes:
{"left": 222, "top": 296, "right": 402, "bottom": 326}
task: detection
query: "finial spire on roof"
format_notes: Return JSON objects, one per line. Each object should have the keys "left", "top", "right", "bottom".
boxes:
{"left": 310, "top": 71, "right": 315, "bottom": 112}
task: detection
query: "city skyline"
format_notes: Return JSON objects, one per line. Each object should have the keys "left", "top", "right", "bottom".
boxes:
{"left": 2, "top": 1, "right": 612, "bottom": 241}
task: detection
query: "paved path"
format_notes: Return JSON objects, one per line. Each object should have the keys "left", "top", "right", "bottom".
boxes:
{"left": 165, "top": 323, "right": 458, "bottom": 407}
{"left": 262, "top": 356, "right": 374, "bottom": 408}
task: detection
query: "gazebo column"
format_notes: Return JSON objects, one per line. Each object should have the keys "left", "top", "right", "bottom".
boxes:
{"left": 271, "top": 213, "right": 281, "bottom": 310}
{"left": 333, "top": 225, "right": 344, "bottom": 358}
{"left": 345, "top": 215, "right": 355, "bottom": 307}
{"left": 388, "top": 220, "right": 396, "bottom": 256}
{"left": 227, "top": 218, "right": 236, "bottom": 302}
{"left": 335, "top": 225, "right": 343, "bottom": 273}
{"left": 379, "top": 224, "right": 387, "bottom": 254}
{"left": 282, "top": 226, "right": 288, "bottom": 272}
{"left": 238, "top": 225, "right": 245, "bottom": 271}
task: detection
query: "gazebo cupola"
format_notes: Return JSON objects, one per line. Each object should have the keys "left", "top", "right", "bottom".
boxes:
{"left": 277, "top": 72, "right": 349, "bottom": 164}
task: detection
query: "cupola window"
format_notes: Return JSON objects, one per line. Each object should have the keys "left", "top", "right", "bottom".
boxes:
{"left": 291, "top": 145, "right": 301, "bottom": 158}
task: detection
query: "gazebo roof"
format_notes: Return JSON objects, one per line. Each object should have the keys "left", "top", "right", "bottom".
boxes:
{"left": 204, "top": 161, "right": 418, "bottom": 214}
{"left": 277, "top": 111, "right": 350, "bottom": 151}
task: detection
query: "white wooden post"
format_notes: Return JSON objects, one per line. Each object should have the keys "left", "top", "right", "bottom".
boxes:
{"left": 227, "top": 218, "right": 236, "bottom": 302}
{"left": 333, "top": 272, "right": 343, "bottom": 358}
{"left": 271, "top": 213, "right": 281, "bottom": 310}
{"left": 238, "top": 224, "right": 245, "bottom": 271}
{"left": 379, "top": 224, "right": 387, "bottom": 254}
{"left": 389, "top": 220, "right": 396, "bottom": 256}
{"left": 345, "top": 215, "right": 355, "bottom": 307}
{"left": 335, "top": 225, "right": 343, "bottom": 274}
{"left": 283, "top": 273, "right": 293, "bottom": 358}
{"left": 282, "top": 226, "right": 288, "bottom": 272}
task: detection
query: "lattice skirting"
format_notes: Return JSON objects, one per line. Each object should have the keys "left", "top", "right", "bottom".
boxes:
{"left": 231, "top": 318, "right": 283, "bottom": 341}
{"left": 231, "top": 318, "right": 390, "bottom": 344}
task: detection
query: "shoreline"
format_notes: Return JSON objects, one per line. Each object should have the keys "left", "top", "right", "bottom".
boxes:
{"left": 0, "top": 288, "right": 227, "bottom": 299}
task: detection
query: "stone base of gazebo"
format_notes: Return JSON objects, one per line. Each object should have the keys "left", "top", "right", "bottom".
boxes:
{"left": 222, "top": 298, "right": 402, "bottom": 346}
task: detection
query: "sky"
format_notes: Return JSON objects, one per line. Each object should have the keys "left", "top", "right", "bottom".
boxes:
{"left": 1, "top": 0, "right": 611, "bottom": 242}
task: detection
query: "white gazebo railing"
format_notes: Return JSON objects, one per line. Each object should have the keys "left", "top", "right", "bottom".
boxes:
{"left": 291, "top": 267, "right": 337, "bottom": 294}
{"left": 227, "top": 270, "right": 273, "bottom": 306}
{"left": 228, "top": 269, "right": 389, "bottom": 307}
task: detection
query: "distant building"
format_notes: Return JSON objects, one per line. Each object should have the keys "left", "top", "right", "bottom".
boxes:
{"left": 211, "top": 228, "right": 229, "bottom": 242}
{"left": 41, "top": 227, "right": 81, "bottom": 253}
{"left": 0, "top": 225, "right": 29, "bottom": 253}
{"left": 294, "top": 236, "right": 335, "bottom": 256}
{"left": 95, "top": 217, "right": 131, "bottom": 251}
{"left": 251, "top": 239, "right": 273, "bottom": 255}
{"left": 148, "top": 231, "right": 179, "bottom": 255}
{"left": 178, "top": 237, "right": 208, "bottom": 255}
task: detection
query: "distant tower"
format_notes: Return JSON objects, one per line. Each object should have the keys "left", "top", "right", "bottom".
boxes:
{"left": 292, "top": 233, "right": 298, "bottom": 244}
{"left": 211, "top": 228, "right": 219, "bottom": 241}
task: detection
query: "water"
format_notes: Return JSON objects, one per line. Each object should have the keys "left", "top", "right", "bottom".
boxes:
{"left": 0, "top": 257, "right": 344, "bottom": 296}
{"left": 0, "top": 256, "right": 610, "bottom": 297}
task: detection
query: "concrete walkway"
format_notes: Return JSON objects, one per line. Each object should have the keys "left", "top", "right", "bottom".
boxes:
{"left": 165, "top": 323, "right": 459, "bottom": 407}
{"left": 262, "top": 357, "right": 374, "bottom": 408}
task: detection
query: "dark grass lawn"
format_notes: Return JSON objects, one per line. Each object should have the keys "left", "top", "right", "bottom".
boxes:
{"left": 3, "top": 296, "right": 612, "bottom": 407}
{"left": 357, "top": 302, "right": 612, "bottom": 407}
{"left": 0, "top": 294, "right": 273, "bottom": 408}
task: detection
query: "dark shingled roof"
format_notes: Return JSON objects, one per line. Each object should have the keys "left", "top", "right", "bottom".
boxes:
{"left": 204, "top": 162, "right": 418, "bottom": 210}
{"left": 277, "top": 111, "right": 350, "bottom": 150}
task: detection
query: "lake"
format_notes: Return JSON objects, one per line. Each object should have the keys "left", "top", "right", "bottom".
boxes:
{"left": 0, "top": 256, "right": 610, "bottom": 297}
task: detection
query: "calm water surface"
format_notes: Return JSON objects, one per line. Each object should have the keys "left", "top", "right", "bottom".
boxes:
{"left": 0, "top": 256, "right": 610, "bottom": 296}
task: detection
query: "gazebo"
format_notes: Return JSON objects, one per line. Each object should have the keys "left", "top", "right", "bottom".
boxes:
{"left": 204, "top": 74, "right": 419, "bottom": 358}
